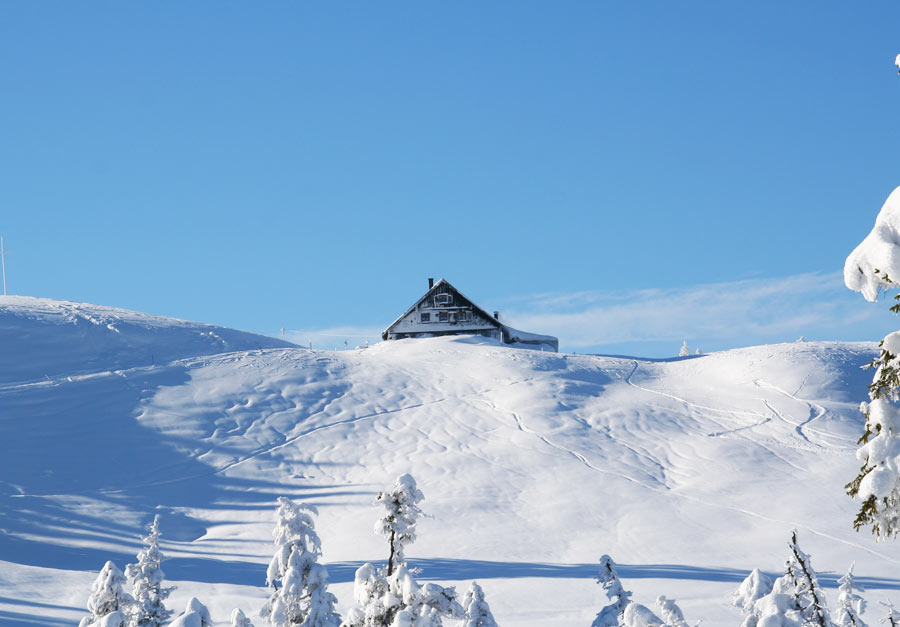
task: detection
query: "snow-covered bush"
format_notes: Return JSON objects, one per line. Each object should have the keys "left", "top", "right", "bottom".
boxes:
{"left": 591, "top": 555, "right": 632, "bottom": 627}
{"left": 881, "top": 601, "right": 900, "bottom": 626}
{"left": 78, "top": 561, "right": 133, "bottom": 627}
{"left": 375, "top": 473, "right": 424, "bottom": 576}
{"left": 232, "top": 608, "right": 255, "bottom": 627}
{"left": 125, "top": 515, "right": 173, "bottom": 627}
{"left": 834, "top": 564, "right": 866, "bottom": 626}
{"left": 342, "top": 475, "right": 462, "bottom": 627}
{"left": 656, "top": 596, "right": 688, "bottom": 627}
{"left": 622, "top": 602, "right": 664, "bottom": 627}
{"left": 737, "top": 532, "right": 831, "bottom": 627}
{"left": 169, "top": 598, "right": 213, "bottom": 627}
{"left": 462, "top": 581, "right": 498, "bottom": 627}
{"left": 261, "top": 496, "right": 340, "bottom": 627}
{"left": 734, "top": 568, "right": 774, "bottom": 615}
{"left": 342, "top": 563, "right": 463, "bottom": 627}
{"left": 844, "top": 178, "right": 900, "bottom": 539}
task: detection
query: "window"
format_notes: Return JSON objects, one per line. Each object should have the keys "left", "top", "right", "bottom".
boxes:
{"left": 420, "top": 313, "right": 430, "bottom": 323}
{"left": 458, "top": 311, "right": 469, "bottom": 322}
{"left": 434, "top": 294, "right": 451, "bottom": 306}
{"left": 438, "top": 311, "right": 449, "bottom": 322}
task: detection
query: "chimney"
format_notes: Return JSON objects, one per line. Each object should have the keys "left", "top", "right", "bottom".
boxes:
{"left": 428, "top": 277, "right": 434, "bottom": 289}
{"left": 493, "top": 311, "right": 499, "bottom": 320}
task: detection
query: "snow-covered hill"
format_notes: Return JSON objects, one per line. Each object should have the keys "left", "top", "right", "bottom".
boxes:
{"left": 1, "top": 297, "right": 897, "bottom": 626}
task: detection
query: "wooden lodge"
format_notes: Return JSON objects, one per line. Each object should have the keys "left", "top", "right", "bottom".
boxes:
{"left": 382, "top": 278, "right": 559, "bottom": 352}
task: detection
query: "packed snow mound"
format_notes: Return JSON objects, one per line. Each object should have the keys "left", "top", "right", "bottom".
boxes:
{"left": 1, "top": 301, "right": 897, "bottom": 626}
{"left": 0, "top": 296, "right": 294, "bottom": 385}
{"left": 844, "top": 186, "right": 900, "bottom": 301}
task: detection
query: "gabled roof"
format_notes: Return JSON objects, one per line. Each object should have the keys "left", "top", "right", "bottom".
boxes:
{"left": 382, "top": 278, "right": 501, "bottom": 340}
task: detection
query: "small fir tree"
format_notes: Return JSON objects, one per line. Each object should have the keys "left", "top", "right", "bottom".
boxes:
{"left": 375, "top": 473, "right": 424, "bottom": 576}
{"left": 591, "top": 555, "right": 632, "bottom": 627}
{"left": 462, "top": 582, "right": 498, "bottom": 627}
{"left": 261, "top": 497, "right": 340, "bottom": 627}
{"left": 679, "top": 341, "right": 690, "bottom": 357}
{"left": 78, "top": 561, "right": 133, "bottom": 627}
{"left": 881, "top": 601, "right": 900, "bottom": 627}
{"left": 834, "top": 564, "right": 866, "bottom": 627}
{"left": 783, "top": 531, "right": 832, "bottom": 627}
{"left": 125, "top": 515, "right": 174, "bottom": 627}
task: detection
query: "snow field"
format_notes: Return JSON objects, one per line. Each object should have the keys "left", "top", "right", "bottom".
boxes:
{"left": 2, "top": 297, "right": 899, "bottom": 625}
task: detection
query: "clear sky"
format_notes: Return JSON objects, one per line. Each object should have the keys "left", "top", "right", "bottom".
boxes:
{"left": 3, "top": 2, "right": 900, "bottom": 356}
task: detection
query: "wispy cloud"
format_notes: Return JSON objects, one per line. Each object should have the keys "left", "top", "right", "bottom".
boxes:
{"left": 498, "top": 272, "right": 888, "bottom": 353}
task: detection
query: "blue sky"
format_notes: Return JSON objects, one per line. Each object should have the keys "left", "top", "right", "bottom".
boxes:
{"left": 2, "top": 2, "right": 900, "bottom": 356}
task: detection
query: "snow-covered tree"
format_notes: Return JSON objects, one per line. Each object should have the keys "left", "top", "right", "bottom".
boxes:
{"left": 462, "top": 582, "right": 498, "bottom": 627}
{"left": 679, "top": 341, "right": 690, "bottom": 357}
{"left": 261, "top": 496, "right": 340, "bottom": 627}
{"left": 78, "top": 561, "right": 133, "bottom": 627}
{"left": 656, "top": 596, "right": 688, "bottom": 627}
{"left": 169, "top": 598, "right": 213, "bottom": 627}
{"left": 592, "top": 554, "right": 632, "bottom": 627}
{"left": 125, "top": 515, "right": 173, "bottom": 627}
{"left": 375, "top": 473, "right": 424, "bottom": 576}
{"left": 844, "top": 135, "right": 900, "bottom": 539}
{"left": 834, "top": 564, "right": 866, "bottom": 627}
{"left": 232, "top": 609, "right": 255, "bottom": 627}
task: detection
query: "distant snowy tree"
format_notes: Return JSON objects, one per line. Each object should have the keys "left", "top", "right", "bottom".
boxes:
{"left": 261, "top": 497, "right": 340, "bottom": 627}
{"left": 169, "top": 598, "right": 213, "bottom": 627}
{"left": 591, "top": 555, "right": 632, "bottom": 627}
{"left": 834, "top": 564, "right": 866, "bottom": 627}
{"left": 232, "top": 609, "right": 255, "bottom": 627}
{"left": 78, "top": 561, "right": 133, "bottom": 627}
{"left": 375, "top": 473, "right": 424, "bottom": 576}
{"left": 462, "top": 582, "right": 498, "bottom": 627}
{"left": 679, "top": 341, "right": 690, "bottom": 357}
{"left": 656, "top": 596, "right": 689, "bottom": 627}
{"left": 125, "top": 515, "right": 173, "bottom": 627}
{"left": 695, "top": 348, "right": 702, "bottom": 355}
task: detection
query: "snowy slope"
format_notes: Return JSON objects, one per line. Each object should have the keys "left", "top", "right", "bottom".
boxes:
{"left": 1, "top": 298, "right": 898, "bottom": 626}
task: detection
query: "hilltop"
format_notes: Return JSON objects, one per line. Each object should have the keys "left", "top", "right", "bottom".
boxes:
{"left": 0, "top": 297, "right": 896, "bottom": 626}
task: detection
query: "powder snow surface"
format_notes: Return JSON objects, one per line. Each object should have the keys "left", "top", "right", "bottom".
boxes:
{"left": 1, "top": 297, "right": 898, "bottom": 626}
